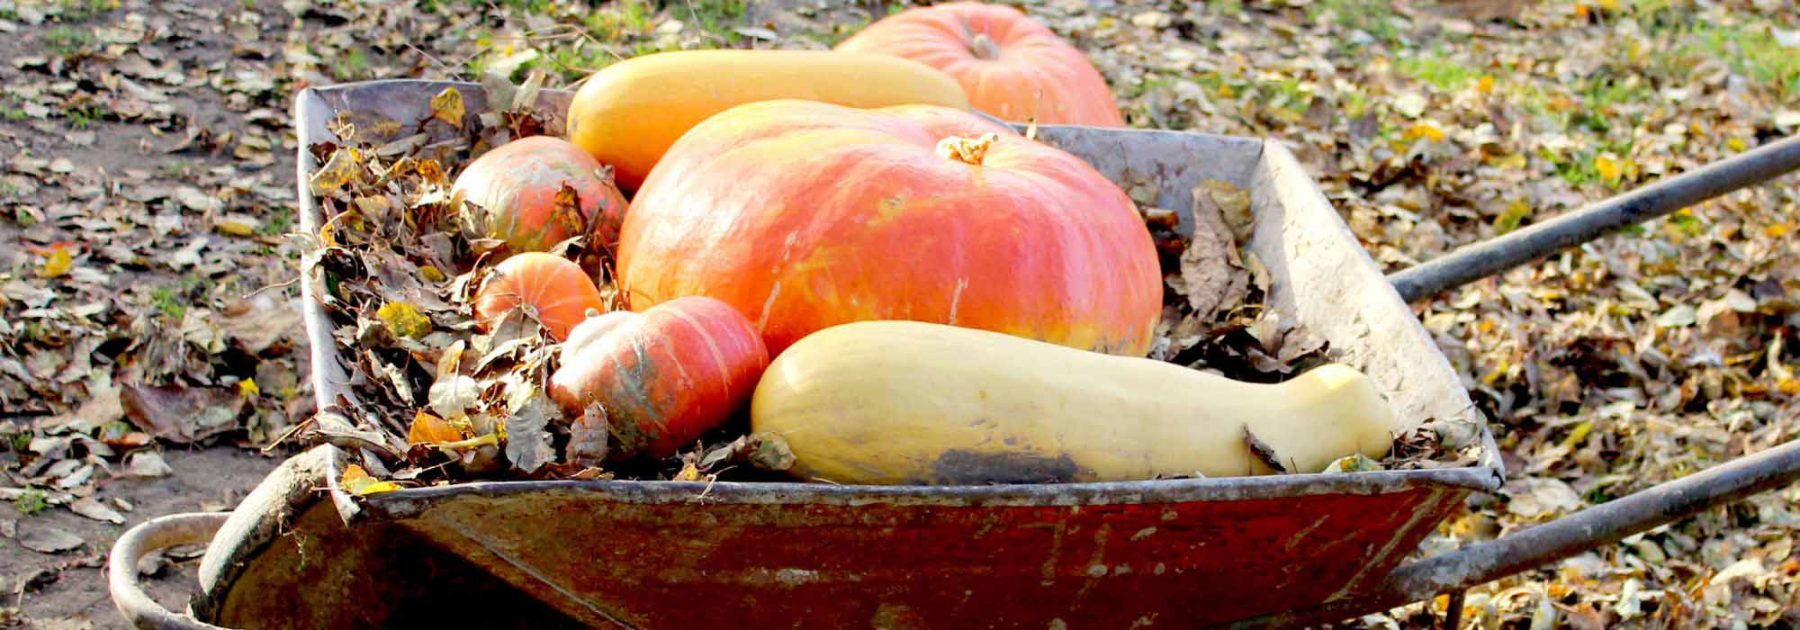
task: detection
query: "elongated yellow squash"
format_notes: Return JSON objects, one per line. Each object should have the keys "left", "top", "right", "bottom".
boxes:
{"left": 566, "top": 50, "right": 972, "bottom": 191}
{"left": 750, "top": 321, "right": 1400, "bottom": 484}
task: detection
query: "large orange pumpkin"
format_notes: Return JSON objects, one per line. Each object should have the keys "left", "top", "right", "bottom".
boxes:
{"left": 473, "top": 252, "right": 606, "bottom": 341}
{"left": 616, "top": 100, "right": 1160, "bottom": 357}
{"left": 836, "top": 2, "right": 1124, "bottom": 127}
{"left": 451, "top": 135, "right": 629, "bottom": 253}
{"left": 550, "top": 297, "right": 769, "bottom": 460}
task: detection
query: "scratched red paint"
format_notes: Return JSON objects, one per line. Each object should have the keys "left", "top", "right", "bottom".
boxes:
{"left": 387, "top": 486, "right": 1469, "bottom": 627}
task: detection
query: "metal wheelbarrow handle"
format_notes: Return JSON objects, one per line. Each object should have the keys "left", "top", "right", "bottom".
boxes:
{"left": 1240, "top": 135, "right": 1800, "bottom": 626}
{"left": 1389, "top": 134, "right": 1800, "bottom": 302}
{"left": 109, "top": 513, "right": 234, "bottom": 630}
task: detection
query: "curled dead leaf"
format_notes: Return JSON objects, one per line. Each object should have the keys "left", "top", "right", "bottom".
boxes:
{"left": 429, "top": 87, "right": 466, "bottom": 127}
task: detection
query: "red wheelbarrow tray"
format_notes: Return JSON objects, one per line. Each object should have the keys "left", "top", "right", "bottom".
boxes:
{"left": 193, "top": 80, "right": 1506, "bottom": 628}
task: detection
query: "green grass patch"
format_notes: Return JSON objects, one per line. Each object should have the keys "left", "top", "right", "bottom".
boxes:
{"left": 1122, "top": 75, "right": 1175, "bottom": 101}
{"left": 331, "top": 48, "right": 371, "bottom": 81}
{"left": 1570, "top": 73, "right": 1652, "bottom": 134}
{"left": 58, "top": 0, "right": 115, "bottom": 21}
{"left": 259, "top": 207, "right": 296, "bottom": 236}
{"left": 64, "top": 105, "right": 100, "bottom": 129}
{"left": 1306, "top": 0, "right": 1403, "bottom": 46}
{"left": 678, "top": 0, "right": 748, "bottom": 43}
{"left": 1674, "top": 23, "right": 1800, "bottom": 97}
{"left": 44, "top": 26, "right": 94, "bottom": 55}
{"left": 151, "top": 286, "right": 186, "bottom": 320}
{"left": 1342, "top": 89, "right": 1370, "bottom": 118}
{"left": 15, "top": 490, "right": 47, "bottom": 516}
{"left": 585, "top": 0, "right": 655, "bottom": 41}
{"left": 1397, "top": 49, "right": 1480, "bottom": 92}
{"left": 533, "top": 43, "right": 617, "bottom": 82}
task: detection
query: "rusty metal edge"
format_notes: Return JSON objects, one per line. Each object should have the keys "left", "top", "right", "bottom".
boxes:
{"left": 292, "top": 79, "right": 1503, "bottom": 523}
{"left": 355, "top": 467, "right": 1500, "bottom": 521}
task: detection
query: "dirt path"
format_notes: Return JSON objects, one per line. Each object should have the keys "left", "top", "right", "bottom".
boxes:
{"left": 1, "top": 0, "right": 301, "bottom": 626}
{"left": 4, "top": 448, "right": 279, "bottom": 628}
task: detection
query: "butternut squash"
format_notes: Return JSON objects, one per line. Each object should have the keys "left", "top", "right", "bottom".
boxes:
{"left": 750, "top": 321, "right": 1400, "bottom": 485}
{"left": 566, "top": 50, "right": 973, "bottom": 192}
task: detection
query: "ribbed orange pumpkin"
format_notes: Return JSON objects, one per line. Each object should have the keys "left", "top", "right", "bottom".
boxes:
{"left": 836, "top": 2, "right": 1124, "bottom": 126}
{"left": 550, "top": 297, "right": 769, "bottom": 460}
{"left": 451, "top": 135, "right": 629, "bottom": 253}
{"left": 616, "top": 100, "right": 1161, "bottom": 357}
{"left": 472, "top": 252, "right": 606, "bottom": 341}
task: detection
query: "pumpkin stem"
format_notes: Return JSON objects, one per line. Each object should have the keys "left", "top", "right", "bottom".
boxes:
{"left": 969, "top": 33, "right": 1001, "bottom": 60}
{"left": 935, "top": 133, "right": 1000, "bottom": 166}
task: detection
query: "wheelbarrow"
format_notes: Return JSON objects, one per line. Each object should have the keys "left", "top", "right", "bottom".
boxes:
{"left": 107, "top": 79, "right": 1800, "bottom": 628}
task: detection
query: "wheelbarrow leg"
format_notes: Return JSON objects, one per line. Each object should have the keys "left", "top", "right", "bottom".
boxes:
{"left": 1443, "top": 589, "right": 1464, "bottom": 630}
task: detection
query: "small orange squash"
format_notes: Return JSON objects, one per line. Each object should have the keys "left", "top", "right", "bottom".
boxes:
{"left": 472, "top": 252, "right": 606, "bottom": 341}
{"left": 550, "top": 297, "right": 769, "bottom": 460}
{"left": 451, "top": 135, "right": 629, "bottom": 253}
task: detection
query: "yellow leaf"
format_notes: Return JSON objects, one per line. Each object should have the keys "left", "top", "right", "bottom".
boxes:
{"left": 1476, "top": 75, "right": 1495, "bottom": 95}
{"left": 1595, "top": 153, "right": 1624, "bottom": 185}
{"left": 238, "top": 378, "right": 261, "bottom": 399}
{"left": 308, "top": 147, "right": 364, "bottom": 197}
{"left": 1493, "top": 199, "right": 1532, "bottom": 233}
{"left": 39, "top": 246, "right": 72, "bottom": 278}
{"left": 1727, "top": 137, "right": 1748, "bottom": 153}
{"left": 1596, "top": 0, "right": 1619, "bottom": 10}
{"left": 420, "top": 265, "right": 447, "bottom": 283}
{"left": 1765, "top": 222, "right": 1793, "bottom": 238}
{"left": 1559, "top": 420, "right": 1593, "bottom": 450}
{"left": 342, "top": 465, "right": 402, "bottom": 496}
{"left": 408, "top": 411, "right": 467, "bottom": 447}
{"left": 377, "top": 301, "right": 432, "bottom": 339}
{"left": 430, "top": 87, "right": 466, "bottom": 128}
{"left": 1780, "top": 378, "right": 1800, "bottom": 396}
{"left": 1489, "top": 152, "right": 1527, "bottom": 169}
{"left": 1404, "top": 122, "right": 1447, "bottom": 143}
{"left": 416, "top": 158, "right": 447, "bottom": 185}
{"left": 215, "top": 218, "right": 257, "bottom": 237}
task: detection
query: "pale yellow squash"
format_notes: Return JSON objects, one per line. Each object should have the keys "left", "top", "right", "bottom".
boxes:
{"left": 565, "top": 50, "right": 972, "bottom": 191}
{"left": 750, "top": 321, "right": 1400, "bottom": 485}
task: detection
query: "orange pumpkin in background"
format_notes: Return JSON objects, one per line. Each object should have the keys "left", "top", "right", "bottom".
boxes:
{"left": 450, "top": 135, "right": 629, "bottom": 253}
{"left": 550, "top": 297, "right": 769, "bottom": 460}
{"left": 616, "top": 100, "right": 1161, "bottom": 357}
{"left": 472, "top": 252, "right": 606, "bottom": 341}
{"left": 836, "top": 2, "right": 1125, "bottom": 127}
